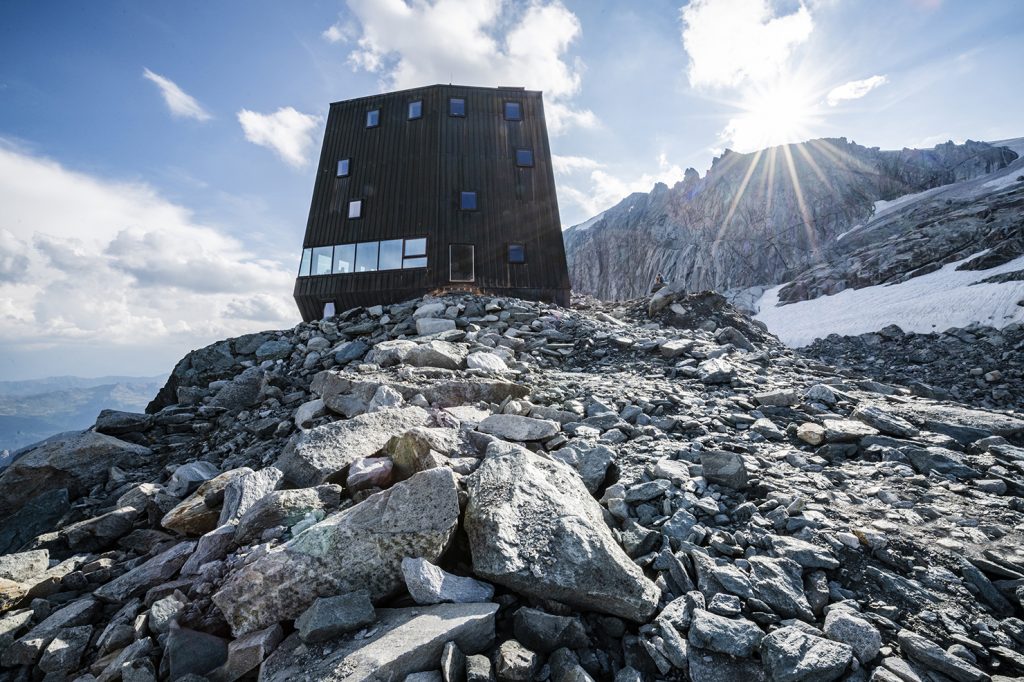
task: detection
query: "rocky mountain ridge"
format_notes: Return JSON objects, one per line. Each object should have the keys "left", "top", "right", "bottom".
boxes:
{"left": 0, "top": 292, "right": 1022, "bottom": 681}
{"left": 563, "top": 138, "right": 1019, "bottom": 302}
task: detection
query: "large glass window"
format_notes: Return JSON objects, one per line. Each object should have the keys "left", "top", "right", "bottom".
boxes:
{"left": 515, "top": 148, "right": 534, "bottom": 167}
{"left": 504, "top": 101, "right": 522, "bottom": 120}
{"left": 355, "top": 242, "right": 379, "bottom": 272}
{"left": 299, "top": 248, "right": 312, "bottom": 277}
{"left": 337, "top": 159, "right": 350, "bottom": 177}
{"left": 449, "top": 98, "right": 466, "bottom": 117}
{"left": 450, "top": 244, "right": 475, "bottom": 282}
{"left": 408, "top": 100, "right": 422, "bottom": 120}
{"left": 333, "top": 244, "right": 355, "bottom": 274}
{"left": 460, "top": 191, "right": 477, "bottom": 211}
{"left": 348, "top": 200, "right": 362, "bottom": 219}
{"left": 508, "top": 243, "right": 526, "bottom": 264}
{"left": 379, "top": 239, "right": 403, "bottom": 270}
{"left": 366, "top": 109, "right": 379, "bottom": 127}
{"left": 312, "top": 246, "right": 334, "bottom": 276}
{"left": 403, "top": 238, "right": 427, "bottom": 269}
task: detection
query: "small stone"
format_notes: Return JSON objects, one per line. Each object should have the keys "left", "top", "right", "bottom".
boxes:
{"left": 295, "top": 590, "right": 376, "bottom": 643}
{"left": 401, "top": 557, "right": 495, "bottom": 605}
{"left": 700, "top": 450, "right": 749, "bottom": 490}
{"left": 687, "top": 609, "right": 763, "bottom": 657}
{"left": 512, "top": 607, "right": 588, "bottom": 654}
{"left": 494, "top": 639, "right": 537, "bottom": 681}
{"left": 824, "top": 609, "right": 881, "bottom": 662}
{"left": 797, "top": 423, "right": 826, "bottom": 446}
{"left": 347, "top": 457, "right": 394, "bottom": 491}
{"left": 761, "top": 625, "right": 853, "bottom": 682}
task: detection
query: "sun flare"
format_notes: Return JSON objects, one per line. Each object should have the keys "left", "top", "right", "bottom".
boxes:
{"left": 723, "top": 79, "right": 823, "bottom": 153}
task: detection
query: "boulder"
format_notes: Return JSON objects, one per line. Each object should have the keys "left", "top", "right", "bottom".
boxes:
{"left": 748, "top": 556, "right": 815, "bottom": 621}
{"left": 386, "top": 427, "right": 462, "bottom": 481}
{"left": 0, "top": 549, "right": 49, "bottom": 583}
{"left": 233, "top": 486, "right": 338, "bottom": 545}
{"left": 700, "top": 450, "right": 749, "bottom": 490}
{"left": 366, "top": 340, "right": 418, "bottom": 366}
{"left": 466, "top": 352, "right": 508, "bottom": 372}
{"left": 218, "top": 466, "right": 284, "bottom": 526}
{"left": 38, "top": 624, "right": 92, "bottom": 674}
{"left": 260, "top": 603, "right": 498, "bottom": 682}
{"left": 0, "top": 431, "right": 151, "bottom": 518}
{"left": 417, "top": 318, "right": 457, "bottom": 335}
{"left": 2, "top": 598, "right": 98, "bottom": 666}
{"left": 402, "top": 557, "right": 495, "bottom": 605}
{"left": 465, "top": 442, "right": 660, "bottom": 622}
{"left": 687, "top": 610, "right": 763, "bottom": 657}
{"left": 897, "top": 629, "right": 989, "bottom": 682}
{"left": 823, "top": 609, "right": 881, "bottom": 662}
{"left": 512, "top": 607, "right": 588, "bottom": 654}
{"left": 495, "top": 639, "right": 538, "bottom": 681}
{"left": 477, "top": 414, "right": 559, "bottom": 442}
{"left": 761, "top": 626, "right": 852, "bottom": 682}
{"left": 166, "top": 624, "right": 229, "bottom": 679}
{"left": 209, "top": 623, "right": 283, "bottom": 682}
{"left": 161, "top": 468, "right": 250, "bottom": 536}
{"left": 851, "top": 405, "right": 919, "bottom": 438}
{"left": 213, "top": 468, "right": 460, "bottom": 635}
{"left": 277, "top": 406, "right": 432, "bottom": 486}
{"left": 210, "top": 366, "right": 265, "bottom": 411}
{"left": 0, "top": 488, "right": 69, "bottom": 554}
{"left": 93, "top": 541, "right": 195, "bottom": 603}
{"left": 407, "top": 340, "right": 468, "bottom": 369}
{"left": 95, "top": 409, "right": 153, "bottom": 436}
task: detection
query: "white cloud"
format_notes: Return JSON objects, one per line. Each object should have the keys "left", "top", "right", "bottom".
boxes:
{"left": 0, "top": 141, "right": 296, "bottom": 365}
{"left": 335, "top": 0, "right": 596, "bottom": 134}
{"left": 551, "top": 154, "right": 604, "bottom": 174}
{"left": 681, "top": 0, "right": 813, "bottom": 90}
{"left": 142, "top": 68, "right": 212, "bottom": 121}
{"left": 237, "top": 107, "right": 322, "bottom": 168}
{"left": 561, "top": 153, "right": 687, "bottom": 219}
{"left": 826, "top": 74, "right": 888, "bottom": 106}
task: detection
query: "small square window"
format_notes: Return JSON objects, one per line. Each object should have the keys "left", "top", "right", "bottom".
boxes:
{"left": 348, "top": 200, "right": 362, "bottom": 219}
{"left": 508, "top": 244, "right": 526, "bottom": 264}
{"left": 408, "top": 100, "right": 422, "bottom": 120}
{"left": 337, "top": 158, "right": 350, "bottom": 177}
{"left": 449, "top": 98, "right": 466, "bottom": 117}
{"left": 504, "top": 101, "right": 522, "bottom": 120}
{"left": 366, "top": 109, "right": 379, "bottom": 128}
{"left": 460, "top": 191, "right": 477, "bottom": 211}
{"left": 515, "top": 149, "right": 534, "bottom": 167}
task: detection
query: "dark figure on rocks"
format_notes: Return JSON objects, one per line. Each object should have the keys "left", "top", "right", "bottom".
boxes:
{"left": 650, "top": 273, "right": 665, "bottom": 294}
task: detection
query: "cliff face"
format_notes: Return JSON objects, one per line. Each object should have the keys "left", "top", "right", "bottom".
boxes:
{"left": 563, "top": 138, "right": 1018, "bottom": 300}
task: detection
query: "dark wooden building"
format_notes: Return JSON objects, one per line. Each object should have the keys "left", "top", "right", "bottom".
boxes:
{"left": 293, "top": 84, "right": 571, "bottom": 321}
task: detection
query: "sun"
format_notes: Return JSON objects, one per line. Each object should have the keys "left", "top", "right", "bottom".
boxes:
{"left": 723, "top": 78, "right": 823, "bottom": 153}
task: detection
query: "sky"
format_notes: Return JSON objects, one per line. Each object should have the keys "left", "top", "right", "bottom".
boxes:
{"left": 0, "top": 0, "right": 1022, "bottom": 381}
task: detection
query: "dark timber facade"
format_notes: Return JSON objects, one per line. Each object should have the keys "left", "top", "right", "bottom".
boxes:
{"left": 293, "top": 84, "right": 571, "bottom": 322}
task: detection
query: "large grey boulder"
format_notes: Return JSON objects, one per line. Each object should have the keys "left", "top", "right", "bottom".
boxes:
{"left": 761, "top": 626, "right": 852, "bottom": 682}
{"left": 213, "top": 468, "right": 460, "bottom": 636}
{"left": 210, "top": 366, "right": 265, "bottom": 412}
{"left": 748, "top": 557, "right": 815, "bottom": 621}
{"left": 260, "top": 603, "right": 497, "bottom": 682}
{"left": 277, "top": 406, "right": 432, "bottom": 486}
{"left": 477, "top": 414, "right": 559, "bottom": 442}
{"left": 465, "top": 442, "right": 660, "bottom": 622}
{"left": 687, "top": 609, "right": 763, "bottom": 657}
{"left": 0, "top": 549, "right": 49, "bottom": 583}
{"left": 700, "top": 451, "right": 749, "bottom": 490}
{"left": 0, "top": 431, "right": 151, "bottom": 518}
{"left": 897, "top": 629, "right": 989, "bottom": 682}
{"left": 406, "top": 340, "right": 468, "bottom": 369}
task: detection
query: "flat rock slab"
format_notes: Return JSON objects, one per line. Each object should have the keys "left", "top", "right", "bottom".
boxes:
{"left": 477, "top": 414, "right": 559, "bottom": 442}
{"left": 260, "top": 603, "right": 498, "bottom": 682}
{"left": 891, "top": 402, "right": 1024, "bottom": 443}
{"left": 465, "top": 442, "right": 660, "bottom": 622}
{"left": 277, "top": 406, "right": 432, "bottom": 486}
{"left": 214, "top": 468, "right": 460, "bottom": 636}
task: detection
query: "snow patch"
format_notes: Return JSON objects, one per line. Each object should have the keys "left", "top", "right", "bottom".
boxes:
{"left": 570, "top": 211, "right": 606, "bottom": 233}
{"left": 983, "top": 171, "right": 1024, "bottom": 191}
{"left": 872, "top": 187, "right": 939, "bottom": 218}
{"left": 754, "top": 253, "right": 1024, "bottom": 347}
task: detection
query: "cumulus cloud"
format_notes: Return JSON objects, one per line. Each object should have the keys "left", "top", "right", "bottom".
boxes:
{"left": 0, "top": 141, "right": 296, "bottom": 363}
{"left": 142, "top": 68, "right": 212, "bottom": 121}
{"left": 826, "top": 74, "right": 888, "bottom": 106}
{"left": 333, "top": 0, "right": 596, "bottom": 134}
{"left": 237, "top": 107, "right": 322, "bottom": 168}
{"left": 681, "top": 0, "right": 813, "bottom": 90}
{"left": 551, "top": 154, "right": 605, "bottom": 174}
{"left": 560, "top": 153, "right": 687, "bottom": 221}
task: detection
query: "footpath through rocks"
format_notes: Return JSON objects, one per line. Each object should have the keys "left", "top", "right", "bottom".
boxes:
{"left": 0, "top": 289, "right": 1022, "bottom": 681}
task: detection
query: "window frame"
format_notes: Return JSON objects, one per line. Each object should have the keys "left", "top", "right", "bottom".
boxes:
{"left": 402, "top": 236, "right": 428, "bottom": 270}
{"left": 408, "top": 99, "right": 423, "bottom": 120}
{"left": 504, "top": 101, "right": 522, "bottom": 121}
{"left": 459, "top": 191, "right": 478, "bottom": 211}
{"left": 355, "top": 241, "right": 379, "bottom": 273}
{"left": 366, "top": 109, "right": 380, "bottom": 128}
{"left": 449, "top": 97, "right": 466, "bottom": 117}
{"left": 514, "top": 148, "right": 534, "bottom": 168}
{"left": 333, "top": 243, "right": 356, "bottom": 274}
{"left": 449, "top": 243, "right": 475, "bottom": 283}
{"left": 337, "top": 158, "right": 350, "bottom": 177}
{"left": 348, "top": 199, "right": 363, "bottom": 219}
{"left": 311, "top": 245, "right": 335, "bottom": 276}
{"left": 508, "top": 243, "right": 526, "bottom": 264}
{"left": 378, "top": 239, "right": 404, "bottom": 271}
{"left": 298, "top": 248, "right": 312, "bottom": 277}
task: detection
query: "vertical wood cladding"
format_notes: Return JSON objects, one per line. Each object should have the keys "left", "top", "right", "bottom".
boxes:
{"left": 294, "top": 84, "right": 570, "bottom": 321}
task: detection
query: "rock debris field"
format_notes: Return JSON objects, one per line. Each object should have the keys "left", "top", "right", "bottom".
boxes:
{"left": 0, "top": 288, "right": 1022, "bottom": 681}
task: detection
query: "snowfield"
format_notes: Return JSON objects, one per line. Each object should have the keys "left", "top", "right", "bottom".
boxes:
{"left": 754, "top": 253, "right": 1024, "bottom": 347}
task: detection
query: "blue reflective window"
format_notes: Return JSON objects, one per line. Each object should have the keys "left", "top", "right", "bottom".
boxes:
{"left": 504, "top": 101, "right": 522, "bottom": 120}
{"left": 508, "top": 244, "right": 526, "bottom": 264}
{"left": 449, "top": 98, "right": 465, "bottom": 117}
{"left": 337, "top": 159, "right": 350, "bottom": 177}
{"left": 515, "top": 149, "right": 534, "bottom": 167}
{"left": 366, "top": 109, "right": 379, "bottom": 127}
{"left": 355, "top": 242, "right": 378, "bottom": 272}
{"left": 460, "top": 191, "right": 477, "bottom": 211}
{"left": 408, "top": 100, "right": 422, "bottom": 120}
{"left": 348, "top": 200, "right": 362, "bottom": 219}
{"left": 298, "top": 248, "right": 312, "bottom": 277}
{"left": 312, "top": 246, "right": 334, "bottom": 275}
{"left": 404, "top": 238, "right": 426, "bottom": 257}
{"left": 379, "top": 239, "right": 403, "bottom": 270}
{"left": 333, "top": 244, "right": 355, "bottom": 274}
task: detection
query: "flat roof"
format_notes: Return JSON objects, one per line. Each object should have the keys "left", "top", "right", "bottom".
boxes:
{"left": 329, "top": 83, "right": 540, "bottom": 106}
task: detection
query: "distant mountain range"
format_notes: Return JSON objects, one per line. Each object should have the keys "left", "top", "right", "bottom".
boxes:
{"left": 0, "top": 375, "right": 164, "bottom": 454}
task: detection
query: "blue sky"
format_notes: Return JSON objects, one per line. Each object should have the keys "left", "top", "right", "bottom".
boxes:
{"left": 1, "top": 0, "right": 1022, "bottom": 381}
